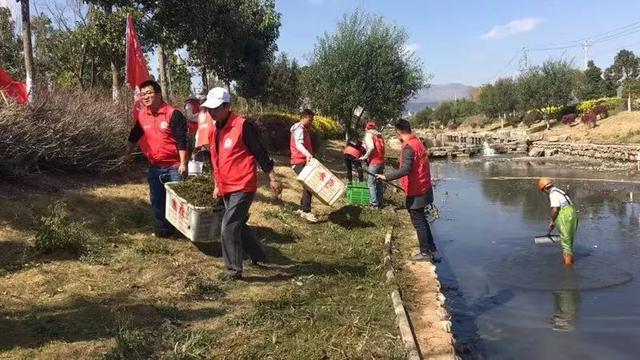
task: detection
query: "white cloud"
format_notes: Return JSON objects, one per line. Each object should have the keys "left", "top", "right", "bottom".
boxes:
{"left": 481, "top": 18, "right": 542, "bottom": 40}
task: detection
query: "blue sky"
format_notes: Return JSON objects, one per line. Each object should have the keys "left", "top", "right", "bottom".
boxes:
{"left": 276, "top": 0, "right": 640, "bottom": 85}
{"left": 3, "top": 0, "right": 640, "bottom": 87}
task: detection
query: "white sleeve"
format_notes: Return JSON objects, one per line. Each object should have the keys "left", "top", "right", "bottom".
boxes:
{"left": 362, "top": 132, "right": 374, "bottom": 159}
{"left": 292, "top": 124, "right": 312, "bottom": 158}
{"left": 549, "top": 192, "right": 562, "bottom": 208}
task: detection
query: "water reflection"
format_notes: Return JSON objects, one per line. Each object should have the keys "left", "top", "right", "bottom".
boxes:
{"left": 550, "top": 290, "right": 580, "bottom": 332}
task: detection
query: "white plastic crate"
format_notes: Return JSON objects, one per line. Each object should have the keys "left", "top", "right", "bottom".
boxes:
{"left": 164, "top": 182, "right": 223, "bottom": 243}
{"left": 296, "top": 159, "right": 346, "bottom": 206}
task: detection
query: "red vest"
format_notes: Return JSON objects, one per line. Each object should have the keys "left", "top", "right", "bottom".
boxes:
{"left": 369, "top": 134, "right": 385, "bottom": 165}
{"left": 290, "top": 123, "right": 313, "bottom": 165}
{"left": 343, "top": 144, "right": 364, "bottom": 158}
{"left": 400, "top": 135, "right": 431, "bottom": 196}
{"left": 195, "top": 111, "right": 215, "bottom": 148}
{"left": 209, "top": 113, "right": 257, "bottom": 197}
{"left": 137, "top": 102, "right": 181, "bottom": 168}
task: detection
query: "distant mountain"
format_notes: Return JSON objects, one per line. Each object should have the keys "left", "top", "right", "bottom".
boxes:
{"left": 404, "top": 83, "right": 474, "bottom": 115}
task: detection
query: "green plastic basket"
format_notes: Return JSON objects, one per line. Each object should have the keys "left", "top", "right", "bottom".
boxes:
{"left": 346, "top": 181, "right": 370, "bottom": 205}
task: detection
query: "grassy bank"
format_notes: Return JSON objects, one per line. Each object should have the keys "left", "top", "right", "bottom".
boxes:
{"left": 544, "top": 111, "right": 640, "bottom": 144}
{"left": 0, "top": 143, "right": 407, "bottom": 359}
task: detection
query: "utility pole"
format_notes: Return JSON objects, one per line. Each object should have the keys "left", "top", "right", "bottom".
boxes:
{"left": 519, "top": 47, "right": 529, "bottom": 73}
{"left": 582, "top": 40, "right": 591, "bottom": 70}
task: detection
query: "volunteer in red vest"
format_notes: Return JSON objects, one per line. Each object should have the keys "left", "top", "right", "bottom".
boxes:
{"left": 184, "top": 95, "right": 203, "bottom": 139}
{"left": 124, "top": 80, "right": 188, "bottom": 238}
{"left": 290, "top": 109, "right": 318, "bottom": 223}
{"left": 377, "top": 119, "right": 438, "bottom": 262}
{"left": 343, "top": 138, "right": 365, "bottom": 183}
{"left": 360, "top": 120, "right": 386, "bottom": 208}
{"left": 202, "top": 87, "right": 282, "bottom": 281}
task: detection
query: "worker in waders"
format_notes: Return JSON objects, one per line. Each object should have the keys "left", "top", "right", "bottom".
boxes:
{"left": 538, "top": 177, "right": 578, "bottom": 266}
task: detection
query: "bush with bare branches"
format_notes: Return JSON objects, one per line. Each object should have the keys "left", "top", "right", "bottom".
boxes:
{"left": 0, "top": 88, "right": 130, "bottom": 179}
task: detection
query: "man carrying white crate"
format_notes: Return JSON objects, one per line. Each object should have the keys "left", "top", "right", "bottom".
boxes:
{"left": 290, "top": 109, "right": 319, "bottom": 223}
{"left": 202, "top": 87, "right": 283, "bottom": 281}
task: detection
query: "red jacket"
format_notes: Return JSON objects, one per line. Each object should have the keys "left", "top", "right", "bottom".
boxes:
{"left": 400, "top": 135, "right": 431, "bottom": 196}
{"left": 369, "top": 134, "right": 386, "bottom": 165}
{"left": 290, "top": 123, "right": 313, "bottom": 165}
{"left": 137, "top": 103, "right": 181, "bottom": 168}
{"left": 343, "top": 144, "right": 365, "bottom": 158}
{"left": 209, "top": 113, "right": 257, "bottom": 197}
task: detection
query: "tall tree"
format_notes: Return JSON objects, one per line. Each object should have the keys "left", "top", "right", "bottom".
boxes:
{"left": 0, "top": 7, "right": 23, "bottom": 80}
{"left": 167, "top": 51, "right": 190, "bottom": 99}
{"left": 20, "top": 0, "right": 36, "bottom": 102}
{"left": 517, "top": 59, "right": 577, "bottom": 112}
{"left": 306, "top": 10, "right": 426, "bottom": 135}
{"left": 605, "top": 49, "right": 640, "bottom": 83}
{"left": 577, "top": 60, "right": 613, "bottom": 100}
{"left": 150, "top": 0, "right": 280, "bottom": 94}
{"left": 259, "top": 52, "right": 302, "bottom": 111}
{"left": 478, "top": 77, "right": 517, "bottom": 118}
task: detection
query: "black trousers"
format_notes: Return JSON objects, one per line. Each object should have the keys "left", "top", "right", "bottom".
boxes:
{"left": 406, "top": 188, "right": 437, "bottom": 254}
{"left": 293, "top": 164, "right": 312, "bottom": 213}
{"left": 221, "top": 192, "right": 265, "bottom": 273}
{"left": 343, "top": 155, "right": 364, "bottom": 183}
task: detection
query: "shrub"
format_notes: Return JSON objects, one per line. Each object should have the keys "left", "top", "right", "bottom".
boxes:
{"left": 250, "top": 114, "right": 293, "bottom": 154}
{"left": 561, "top": 113, "right": 577, "bottom": 124}
{"left": 592, "top": 104, "right": 608, "bottom": 118}
{"left": 581, "top": 113, "right": 597, "bottom": 127}
{"left": 35, "top": 202, "right": 91, "bottom": 255}
{"left": 447, "top": 121, "right": 459, "bottom": 130}
{"left": 577, "top": 97, "right": 624, "bottom": 114}
{"left": 540, "top": 105, "right": 563, "bottom": 120}
{"left": 0, "top": 87, "right": 131, "bottom": 180}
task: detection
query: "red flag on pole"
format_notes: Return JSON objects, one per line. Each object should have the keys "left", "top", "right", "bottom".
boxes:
{"left": 125, "top": 14, "right": 150, "bottom": 152}
{"left": 0, "top": 67, "right": 28, "bottom": 104}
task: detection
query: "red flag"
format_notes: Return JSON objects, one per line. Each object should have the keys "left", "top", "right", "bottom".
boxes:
{"left": 0, "top": 67, "right": 28, "bottom": 104}
{"left": 125, "top": 14, "right": 150, "bottom": 92}
{"left": 125, "top": 14, "right": 150, "bottom": 152}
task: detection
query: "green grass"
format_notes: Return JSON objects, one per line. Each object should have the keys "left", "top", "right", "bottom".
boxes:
{"left": 1, "top": 146, "right": 408, "bottom": 359}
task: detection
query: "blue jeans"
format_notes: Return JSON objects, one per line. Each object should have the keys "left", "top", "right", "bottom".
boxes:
{"left": 148, "top": 166, "right": 182, "bottom": 235}
{"left": 367, "top": 164, "right": 385, "bottom": 207}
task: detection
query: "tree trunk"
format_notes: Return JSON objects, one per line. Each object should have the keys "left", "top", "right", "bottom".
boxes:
{"left": 166, "top": 53, "right": 174, "bottom": 101}
{"left": 20, "top": 0, "right": 35, "bottom": 103}
{"left": 628, "top": 93, "right": 632, "bottom": 112}
{"left": 158, "top": 46, "right": 168, "bottom": 99}
{"left": 102, "top": 4, "right": 119, "bottom": 101}
{"left": 201, "top": 66, "right": 208, "bottom": 92}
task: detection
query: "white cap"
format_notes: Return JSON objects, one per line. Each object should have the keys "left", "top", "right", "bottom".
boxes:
{"left": 201, "top": 87, "right": 231, "bottom": 109}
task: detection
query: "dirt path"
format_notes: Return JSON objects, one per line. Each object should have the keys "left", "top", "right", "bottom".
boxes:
{"left": 394, "top": 210, "right": 457, "bottom": 360}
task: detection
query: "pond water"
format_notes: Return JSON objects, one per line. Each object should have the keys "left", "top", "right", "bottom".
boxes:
{"left": 431, "top": 158, "right": 640, "bottom": 360}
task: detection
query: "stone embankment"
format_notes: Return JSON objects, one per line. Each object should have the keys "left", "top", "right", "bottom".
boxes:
{"left": 528, "top": 141, "right": 640, "bottom": 162}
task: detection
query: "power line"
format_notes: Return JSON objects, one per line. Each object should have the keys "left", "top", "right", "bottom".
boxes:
{"left": 529, "top": 21, "right": 640, "bottom": 49}
{"left": 489, "top": 49, "right": 521, "bottom": 82}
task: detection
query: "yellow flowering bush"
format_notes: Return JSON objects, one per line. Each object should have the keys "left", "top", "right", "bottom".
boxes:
{"left": 577, "top": 97, "right": 624, "bottom": 114}
{"left": 257, "top": 112, "right": 343, "bottom": 139}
